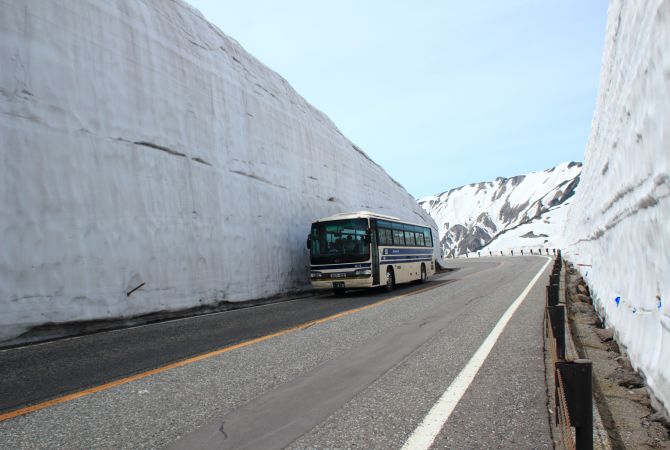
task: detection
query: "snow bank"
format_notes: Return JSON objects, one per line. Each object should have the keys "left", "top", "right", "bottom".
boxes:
{"left": 561, "top": 0, "right": 670, "bottom": 413}
{"left": 0, "top": 0, "right": 438, "bottom": 343}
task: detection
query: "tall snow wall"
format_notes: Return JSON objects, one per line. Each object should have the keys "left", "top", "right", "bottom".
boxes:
{"left": 0, "top": 0, "right": 439, "bottom": 344}
{"left": 562, "top": 0, "right": 670, "bottom": 413}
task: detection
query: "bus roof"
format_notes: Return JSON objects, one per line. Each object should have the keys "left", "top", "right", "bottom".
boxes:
{"left": 313, "top": 211, "right": 430, "bottom": 228}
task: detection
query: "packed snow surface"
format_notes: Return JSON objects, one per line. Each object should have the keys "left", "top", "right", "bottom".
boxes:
{"left": 419, "top": 162, "right": 581, "bottom": 257}
{"left": 562, "top": 0, "right": 670, "bottom": 414}
{"left": 0, "top": 0, "right": 439, "bottom": 343}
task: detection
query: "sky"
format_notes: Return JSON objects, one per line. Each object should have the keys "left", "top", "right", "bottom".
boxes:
{"left": 187, "top": 1, "right": 609, "bottom": 198}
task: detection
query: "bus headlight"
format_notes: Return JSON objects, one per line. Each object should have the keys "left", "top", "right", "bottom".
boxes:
{"left": 354, "top": 269, "right": 372, "bottom": 276}
{"left": 310, "top": 271, "right": 323, "bottom": 279}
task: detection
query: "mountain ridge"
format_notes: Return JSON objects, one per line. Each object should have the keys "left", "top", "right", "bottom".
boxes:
{"left": 419, "top": 162, "right": 582, "bottom": 257}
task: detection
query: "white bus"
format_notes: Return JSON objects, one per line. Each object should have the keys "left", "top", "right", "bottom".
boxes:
{"left": 306, "top": 211, "right": 436, "bottom": 294}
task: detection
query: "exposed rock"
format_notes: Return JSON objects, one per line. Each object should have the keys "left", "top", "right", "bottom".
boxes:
{"left": 616, "top": 356, "right": 634, "bottom": 371}
{"left": 572, "top": 302, "right": 593, "bottom": 314}
{"left": 649, "top": 409, "right": 670, "bottom": 427}
{"left": 521, "top": 231, "right": 549, "bottom": 238}
{"left": 608, "top": 366, "right": 645, "bottom": 389}
{"left": 574, "top": 293, "right": 592, "bottom": 304}
{"left": 628, "top": 388, "right": 652, "bottom": 407}
{"left": 595, "top": 328, "right": 615, "bottom": 342}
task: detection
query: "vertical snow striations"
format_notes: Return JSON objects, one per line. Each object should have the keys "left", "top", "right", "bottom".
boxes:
{"left": 0, "top": 0, "right": 438, "bottom": 343}
{"left": 562, "top": 0, "right": 670, "bottom": 414}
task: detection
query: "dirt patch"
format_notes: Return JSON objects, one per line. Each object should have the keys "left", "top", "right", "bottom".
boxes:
{"left": 565, "top": 263, "right": 670, "bottom": 449}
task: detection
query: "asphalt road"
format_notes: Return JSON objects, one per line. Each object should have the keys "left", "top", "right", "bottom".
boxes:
{"left": 0, "top": 257, "right": 554, "bottom": 449}
{"left": 0, "top": 279, "right": 452, "bottom": 414}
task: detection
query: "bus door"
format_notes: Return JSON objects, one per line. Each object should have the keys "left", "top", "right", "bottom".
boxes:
{"left": 370, "top": 219, "right": 380, "bottom": 285}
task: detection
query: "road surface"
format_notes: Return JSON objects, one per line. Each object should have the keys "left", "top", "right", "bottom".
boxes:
{"left": 0, "top": 257, "right": 553, "bottom": 449}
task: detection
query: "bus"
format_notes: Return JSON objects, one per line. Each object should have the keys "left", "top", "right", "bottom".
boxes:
{"left": 306, "top": 211, "right": 436, "bottom": 294}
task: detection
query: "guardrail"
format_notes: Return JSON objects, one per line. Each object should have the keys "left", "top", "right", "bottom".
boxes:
{"left": 457, "top": 248, "right": 561, "bottom": 258}
{"left": 545, "top": 253, "right": 593, "bottom": 450}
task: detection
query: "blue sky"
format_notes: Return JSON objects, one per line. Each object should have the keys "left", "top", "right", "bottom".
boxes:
{"left": 188, "top": 1, "right": 609, "bottom": 198}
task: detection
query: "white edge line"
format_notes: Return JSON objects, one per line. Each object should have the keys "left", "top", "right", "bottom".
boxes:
{"left": 401, "top": 256, "right": 552, "bottom": 450}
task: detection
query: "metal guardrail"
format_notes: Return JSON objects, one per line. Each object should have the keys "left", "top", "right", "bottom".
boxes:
{"left": 545, "top": 254, "right": 593, "bottom": 450}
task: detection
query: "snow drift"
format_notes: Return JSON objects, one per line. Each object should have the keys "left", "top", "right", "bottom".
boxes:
{"left": 0, "top": 0, "right": 438, "bottom": 343}
{"left": 561, "top": 0, "right": 670, "bottom": 414}
{"left": 419, "top": 162, "right": 581, "bottom": 257}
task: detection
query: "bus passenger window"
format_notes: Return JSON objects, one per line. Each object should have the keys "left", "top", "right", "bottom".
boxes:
{"left": 392, "top": 229, "right": 405, "bottom": 245}
{"left": 423, "top": 229, "right": 432, "bottom": 247}
{"left": 378, "top": 228, "right": 390, "bottom": 245}
{"left": 404, "top": 231, "right": 416, "bottom": 246}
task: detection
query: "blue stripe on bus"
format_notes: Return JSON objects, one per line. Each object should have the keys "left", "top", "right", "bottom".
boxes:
{"left": 380, "top": 257, "right": 432, "bottom": 264}
{"left": 381, "top": 255, "right": 433, "bottom": 261}
{"left": 381, "top": 248, "right": 433, "bottom": 255}
{"left": 310, "top": 262, "right": 372, "bottom": 270}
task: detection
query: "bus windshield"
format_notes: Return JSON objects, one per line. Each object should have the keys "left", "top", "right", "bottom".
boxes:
{"left": 310, "top": 219, "right": 370, "bottom": 264}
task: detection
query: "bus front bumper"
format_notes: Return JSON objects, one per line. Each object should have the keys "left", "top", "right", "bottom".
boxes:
{"left": 311, "top": 277, "right": 373, "bottom": 290}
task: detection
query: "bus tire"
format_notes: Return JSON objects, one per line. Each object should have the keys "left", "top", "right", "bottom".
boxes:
{"left": 384, "top": 268, "right": 395, "bottom": 292}
{"left": 420, "top": 264, "right": 427, "bottom": 283}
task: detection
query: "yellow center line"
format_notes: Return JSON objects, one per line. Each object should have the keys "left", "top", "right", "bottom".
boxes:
{"left": 0, "top": 282, "right": 444, "bottom": 422}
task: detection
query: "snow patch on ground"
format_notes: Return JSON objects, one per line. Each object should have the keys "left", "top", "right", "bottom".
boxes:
{"left": 561, "top": 0, "right": 670, "bottom": 415}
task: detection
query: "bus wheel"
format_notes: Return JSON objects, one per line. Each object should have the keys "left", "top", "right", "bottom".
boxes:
{"left": 333, "top": 287, "right": 346, "bottom": 296}
{"left": 420, "top": 264, "right": 427, "bottom": 282}
{"left": 384, "top": 268, "right": 395, "bottom": 292}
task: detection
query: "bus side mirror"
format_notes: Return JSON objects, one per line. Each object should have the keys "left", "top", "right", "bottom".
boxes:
{"left": 306, "top": 236, "right": 311, "bottom": 249}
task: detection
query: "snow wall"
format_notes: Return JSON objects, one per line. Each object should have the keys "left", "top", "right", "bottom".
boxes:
{"left": 562, "top": 0, "right": 670, "bottom": 413}
{"left": 0, "top": 0, "right": 440, "bottom": 344}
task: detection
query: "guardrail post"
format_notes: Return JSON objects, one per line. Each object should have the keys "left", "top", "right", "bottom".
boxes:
{"left": 547, "top": 305, "right": 565, "bottom": 360}
{"left": 547, "top": 284, "right": 559, "bottom": 306}
{"left": 556, "top": 360, "right": 593, "bottom": 450}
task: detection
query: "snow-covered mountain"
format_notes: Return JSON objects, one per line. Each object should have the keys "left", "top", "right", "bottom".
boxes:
{"left": 419, "top": 162, "right": 582, "bottom": 257}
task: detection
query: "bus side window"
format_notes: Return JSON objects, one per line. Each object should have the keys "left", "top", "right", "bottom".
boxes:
{"left": 378, "top": 228, "right": 389, "bottom": 245}
{"left": 424, "top": 228, "right": 432, "bottom": 247}
{"left": 416, "top": 232, "right": 425, "bottom": 246}
{"left": 392, "top": 229, "right": 405, "bottom": 246}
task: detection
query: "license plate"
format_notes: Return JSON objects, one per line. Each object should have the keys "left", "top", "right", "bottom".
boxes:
{"left": 333, "top": 282, "right": 345, "bottom": 288}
